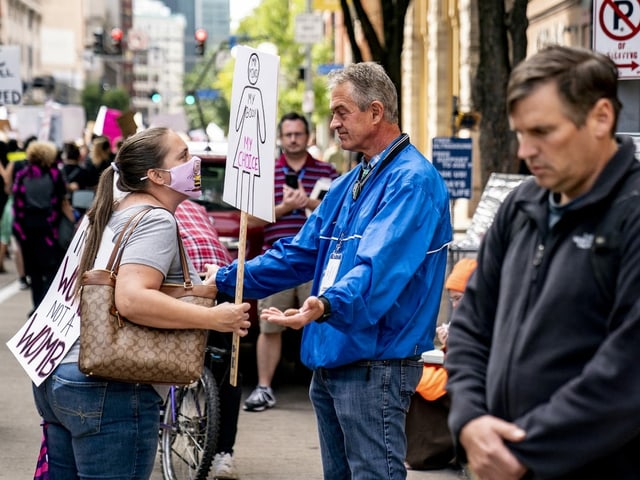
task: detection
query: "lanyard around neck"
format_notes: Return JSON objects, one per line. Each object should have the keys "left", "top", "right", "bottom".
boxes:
{"left": 283, "top": 165, "right": 306, "bottom": 180}
{"left": 351, "top": 134, "right": 410, "bottom": 201}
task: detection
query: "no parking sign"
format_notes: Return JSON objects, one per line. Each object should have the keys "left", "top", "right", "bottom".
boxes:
{"left": 593, "top": 0, "right": 640, "bottom": 79}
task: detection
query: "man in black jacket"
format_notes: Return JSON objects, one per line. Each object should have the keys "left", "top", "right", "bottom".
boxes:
{"left": 446, "top": 45, "right": 640, "bottom": 480}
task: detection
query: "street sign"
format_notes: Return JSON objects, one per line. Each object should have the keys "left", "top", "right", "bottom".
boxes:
{"left": 196, "top": 88, "right": 220, "bottom": 100}
{"left": 317, "top": 63, "right": 343, "bottom": 75}
{"left": 593, "top": 0, "right": 640, "bottom": 79}
{"left": 295, "top": 13, "right": 324, "bottom": 44}
{"left": 431, "top": 137, "right": 473, "bottom": 199}
{"left": 313, "top": 0, "right": 340, "bottom": 10}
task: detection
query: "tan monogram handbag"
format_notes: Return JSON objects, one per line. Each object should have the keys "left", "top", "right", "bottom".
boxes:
{"left": 78, "top": 207, "right": 217, "bottom": 385}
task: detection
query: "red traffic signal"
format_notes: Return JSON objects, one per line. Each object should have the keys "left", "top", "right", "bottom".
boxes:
{"left": 111, "top": 27, "right": 123, "bottom": 55}
{"left": 195, "top": 28, "right": 207, "bottom": 56}
{"left": 195, "top": 28, "right": 208, "bottom": 43}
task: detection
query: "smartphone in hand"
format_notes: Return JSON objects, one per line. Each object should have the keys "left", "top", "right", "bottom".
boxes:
{"left": 285, "top": 172, "right": 299, "bottom": 188}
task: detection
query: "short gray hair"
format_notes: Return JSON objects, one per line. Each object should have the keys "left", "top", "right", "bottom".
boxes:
{"left": 328, "top": 62, "right": 398, "bottom": 124}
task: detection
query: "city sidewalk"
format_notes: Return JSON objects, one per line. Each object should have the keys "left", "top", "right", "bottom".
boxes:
{"left": 0, "top": 262, "right": 42, "bottom": 480}
{"left": 0, "top": 258, "right": 463, "bottom": 480}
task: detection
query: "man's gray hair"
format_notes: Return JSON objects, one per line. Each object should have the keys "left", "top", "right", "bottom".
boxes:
{"left": 328, "top": 62, "right": 399, "bottom": 124}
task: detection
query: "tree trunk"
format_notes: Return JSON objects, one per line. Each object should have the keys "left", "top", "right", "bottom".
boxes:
{"left": 341, "top": 0, "right": 363, "bottom": 63}
{"left": 341, "top": 0, "right": 411, "bottom": 128}
{"left": 508, "top": 0, "right": 529, "bottom": 67}
{"left": 473, "top": 0, "right": 528, "bottom": 189}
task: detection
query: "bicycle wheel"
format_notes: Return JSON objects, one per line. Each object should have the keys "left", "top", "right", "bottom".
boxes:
{"left": 160, "top": 366, "right": 220, "bottom": 480}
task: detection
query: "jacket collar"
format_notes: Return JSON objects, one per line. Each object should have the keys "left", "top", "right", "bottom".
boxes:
{"left": 275, "top": 152, "right": 315, "bottom": 171}
{"left": 514, "top": 135, "right": 638, "bottom": 215}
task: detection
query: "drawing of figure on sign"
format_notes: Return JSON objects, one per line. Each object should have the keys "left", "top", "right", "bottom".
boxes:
{"left": 231, "top": 52, "right": 266, "bottom": 215}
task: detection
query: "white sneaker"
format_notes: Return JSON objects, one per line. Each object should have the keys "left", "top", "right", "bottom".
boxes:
{"left": 211, "top": 452, "right": 239, "bottom": 479}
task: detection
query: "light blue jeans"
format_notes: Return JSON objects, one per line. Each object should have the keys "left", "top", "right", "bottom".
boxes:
{"left": 309, "top": 358, "right": 423, "bottom": 480}
{"left": 32, "top": 362, "right": 162, "bottom": 480}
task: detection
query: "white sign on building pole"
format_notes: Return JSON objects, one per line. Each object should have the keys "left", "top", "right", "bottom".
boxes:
{"left": 295, "top": 13, "right": 324, "bottom": 44}
{"left": 0, "top": 46, "right": 23, "bottom": 105}
{"left": 593, "top": 0, "right": 640, "bottom": 79}
{"left": 224, "top": 45, "right": 280, "bottom": 385}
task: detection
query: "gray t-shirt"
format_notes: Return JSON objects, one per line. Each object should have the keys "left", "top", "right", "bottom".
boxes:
{"left": 63, "top": 204, "right": 201, "bottom": 366}
{"left": 112, "top": 205, "right": 201, "bottom": 284}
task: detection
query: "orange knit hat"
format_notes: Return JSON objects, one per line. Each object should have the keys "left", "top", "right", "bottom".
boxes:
{"left": 445, "top": 258, "right": 478, "bottom": 293}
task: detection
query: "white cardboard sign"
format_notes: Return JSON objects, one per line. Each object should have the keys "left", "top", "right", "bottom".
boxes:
{"left": 7, "top": 218, "right": 114, "bottom": 386}
{"left": 223, "top": 46, "right": 280, "bottom": 222}
{"left": 0, "top": 45, "right": 23, "bottom": 105}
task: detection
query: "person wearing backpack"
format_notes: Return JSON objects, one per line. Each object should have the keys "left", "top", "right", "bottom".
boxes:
{"left": 12, "top": 141, "right": 67, "bottom": 312}
{"left": 446, "top": 45, "right": 640, "bottom": 480}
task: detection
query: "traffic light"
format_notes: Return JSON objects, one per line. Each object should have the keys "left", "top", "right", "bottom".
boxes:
{"left": 150, "top": 90, "right": 162, "bottom": 103}
{"left": 456, "top": 112, "right": 480, "bottom": 130}
{"left": 185, "top": 91, "right": 196, "bottom": 105}
{"left": 195, "top": 28, "right": 207, "bottom": 56}
{"left": 93, "top": 30, "right": 104, "bottom": 55}
{"left": 110, "top": 28, "right": 123, "bottom": 55}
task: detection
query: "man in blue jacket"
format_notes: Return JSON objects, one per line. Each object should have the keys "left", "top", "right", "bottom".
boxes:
{"left": 207, "top": 62, "right": 451, "bottom": 480}
{"left": 446, "top": 45, "right": 640, "bottom": 480}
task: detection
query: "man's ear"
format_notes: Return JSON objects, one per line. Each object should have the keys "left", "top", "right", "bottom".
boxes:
{"left": 369, "top": 100, "right": 384, "bottom": 124}
{"left": 588, "top": 98, "right": 615, "bottom": 139}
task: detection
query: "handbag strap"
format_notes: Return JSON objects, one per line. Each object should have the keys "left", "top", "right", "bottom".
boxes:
{"left": 105, "top": 207, "right": 154, "bottom": 272}
{"left": 104, "top": 205, "right": 194, "bottom": 288}
{"left": 175, "top": 231, "right": 194, "bottom": 288}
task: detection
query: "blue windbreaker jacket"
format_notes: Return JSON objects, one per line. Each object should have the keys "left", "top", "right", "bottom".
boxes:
{"left": 216, "top": 135, "right": 452, "bottom": 369}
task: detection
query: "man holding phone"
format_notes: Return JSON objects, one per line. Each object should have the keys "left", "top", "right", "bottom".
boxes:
{"left": 243, "top": 112, "right": 338, "bottom": 412}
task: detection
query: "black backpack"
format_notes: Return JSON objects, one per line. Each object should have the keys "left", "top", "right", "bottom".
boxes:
{"left": 22, "top": 173, "right": 54, "bottom": 228}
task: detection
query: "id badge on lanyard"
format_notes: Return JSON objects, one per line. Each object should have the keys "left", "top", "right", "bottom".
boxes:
{"left": 319, "top": 252, "right": 341, "bottom": 295}
{"left": 319, "top": 235, "right": 344, "bottom": 295}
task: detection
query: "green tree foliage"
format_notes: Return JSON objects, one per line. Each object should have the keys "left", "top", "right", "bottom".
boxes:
{"left": 81, "top": 82, "right": 130, "bottom": 121}
{"left": 81, "top": 82, "right": 103, "bottom": 121}
{"left": 102, "top": 87, "right": 130, "bottom": 112}
{"left": 183, "top": 61, "right": 222, "bottom": 132}
{"left": 184, "top": 0, "right": 333, "bottom": 134}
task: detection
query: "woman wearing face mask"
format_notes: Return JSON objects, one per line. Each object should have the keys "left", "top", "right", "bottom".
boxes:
{"left": 31, "top": 128, "right": 252, "bottom": 480}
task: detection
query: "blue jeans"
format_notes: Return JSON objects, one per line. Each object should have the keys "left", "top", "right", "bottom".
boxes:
{"left": 32, "top": 362, "right": 162, "bottom": 480}
{"left": 309, "top": 358, "right": 423, "bottom": 480}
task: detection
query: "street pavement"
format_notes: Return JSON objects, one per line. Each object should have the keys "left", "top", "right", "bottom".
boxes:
{"left": 0, "top": 260, "right": 464, "bottom": 480}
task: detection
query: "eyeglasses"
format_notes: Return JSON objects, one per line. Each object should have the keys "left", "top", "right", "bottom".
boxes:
{"left": 448, "top": 292, "right": 464, "bottom": 308}
{"left": 282, "top": 132, "right": 306, "bottom": 139}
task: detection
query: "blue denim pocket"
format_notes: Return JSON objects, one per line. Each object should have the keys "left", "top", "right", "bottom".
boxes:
{"left": 400, "top": 359, "right": 423, "bottom": 411}
{"left": 50, "top": 364, "right": 107, "bottom": 437}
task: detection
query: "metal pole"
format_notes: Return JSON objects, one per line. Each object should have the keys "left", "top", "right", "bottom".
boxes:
{"left": 191, "top": 41, "right": 225, "bottom": 93}
{"left": 451, "top": 95, "right": 459, "bottom": 137}
{"left": 304, "top": 0, "right": 313, "bottom": 127}
{"left": 193, "top": 93, "right": 209, "bottom": 143}
{"left": 187, "top": 40, "right": 228, "bottom": 144}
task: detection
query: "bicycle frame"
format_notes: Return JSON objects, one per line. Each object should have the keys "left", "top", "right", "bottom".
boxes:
{"left": 159, "top": 345, "right": 226, "bottom": 480}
